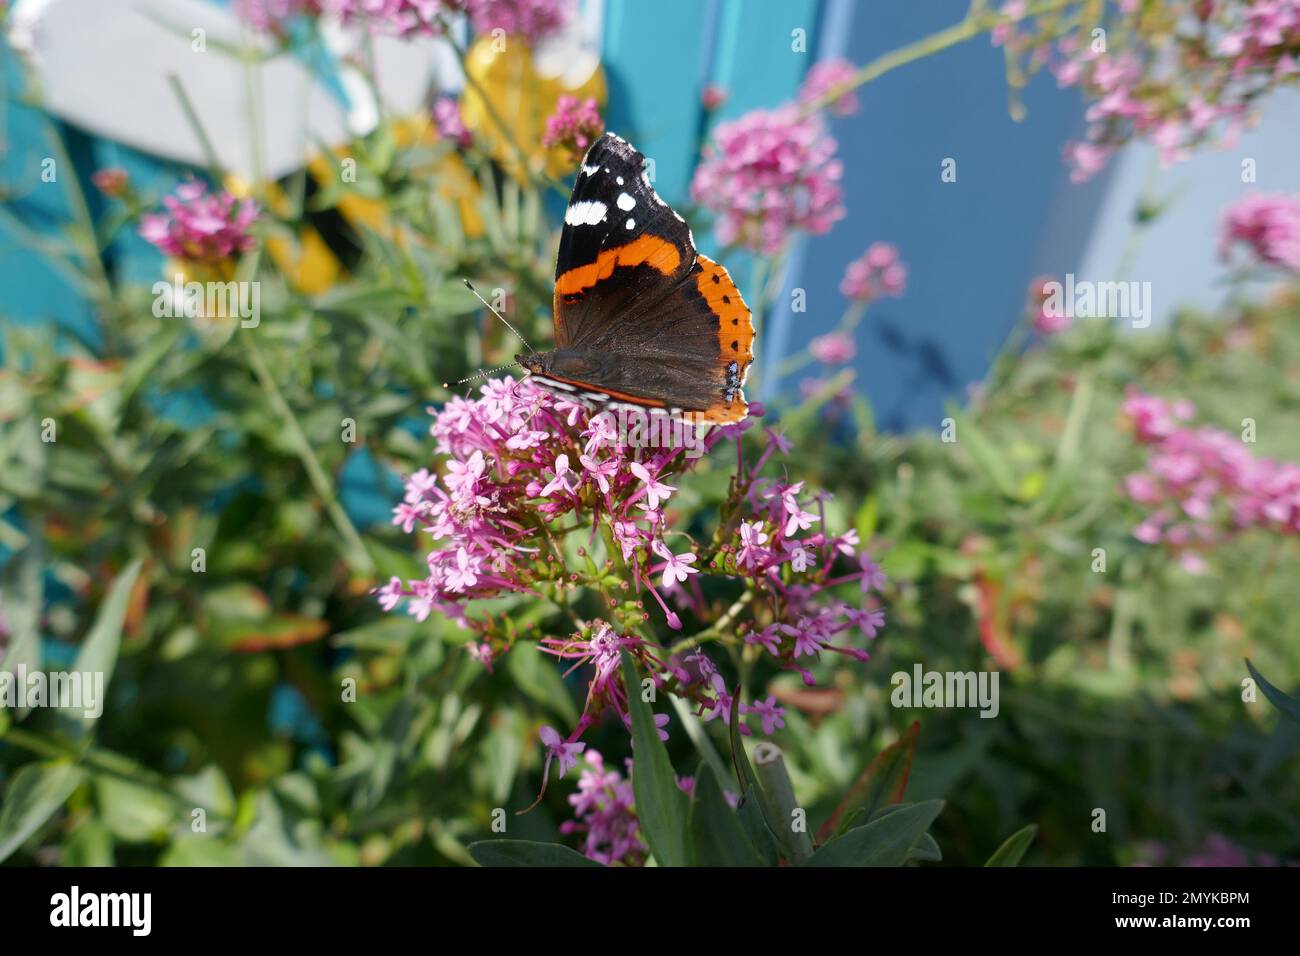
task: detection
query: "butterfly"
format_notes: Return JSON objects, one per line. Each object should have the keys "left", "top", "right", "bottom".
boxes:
{"left": 517, "top": 132, "right": 755, "bottom": 425}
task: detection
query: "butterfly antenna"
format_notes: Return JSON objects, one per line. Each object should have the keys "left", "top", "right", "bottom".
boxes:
{"left": 463, "top": 279, "right": 536, "bottom": 355}
{"left": 442, "top": 361, "right": 523, "bottom": 390}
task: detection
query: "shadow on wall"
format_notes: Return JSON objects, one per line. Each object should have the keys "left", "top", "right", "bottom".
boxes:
{"left": 767, "top": 0, "right": 1112, "bottom": 433}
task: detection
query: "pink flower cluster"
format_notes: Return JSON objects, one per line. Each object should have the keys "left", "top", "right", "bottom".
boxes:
{"left": 327, "top": 0, "right": 458, "bottom": 38}
{"left": 466, "top": 0, "right": 573, "bottom": 45}
{"left": 994, "top": 1, "right": 1300, "bottom": 182}
{"left": 433, "top": 96, "right": 473, "bottom": 148}
{"left": 1219, "top": 192, "right": 1300, "bottom": 272}
{"left": 1122, "top": 387, "right": 1300, "bottom": 573}
{"left": 559, "top": 751, "right": 645, "bottom": 865}
{"left": 799, "top": 57, "right": 860, "bottom": 117}
{"left": 1026, "top": 274, "right": 1069, "bottom": 334}
{"left": 691, "top": 105, "right": 845, "bottom": 255}
{"left": 542, "top": 96, "right": 604, "bottom": 154}
{"left": 1141, "top": 832, "right": 1282, "bottom": 867}
{"left": 378, "top": 375, "right": 886, "bottom": 779}
{"left": 234, "top": 0, "right": 323, "bottom": 32}
{"left": 839, "top": 242, "right": 907, "bottom": 302}
{"left": 139, "top": 180, "right": 259, "bottom": 265}
{"left": 809, "top": 332, "right": 855, "bottom": 364}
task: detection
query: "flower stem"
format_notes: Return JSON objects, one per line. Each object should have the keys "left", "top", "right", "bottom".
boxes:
{"left": 805, "top": 0, "right": 1079, "bottom": 114}
{"left": 240, "top": 333, "right": 375, "bottom": 574}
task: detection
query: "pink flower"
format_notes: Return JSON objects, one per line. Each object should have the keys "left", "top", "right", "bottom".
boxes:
{"left": 745, "top": 696, "right": 787, "bottom": 735}
{"left": 1027, "top": 274, "right": 1069, "bottom": 334}
{"left": 139, "top": 179, "right": 259, "bottom": 265}
{"left": 701, "top": 85, "right": 727, "bottom": 111}
{"left": 376, "top": 576, "right": 404, "bottom": 611}
{"left": 433, "top": 96, "right": 473, "bottom": 149}
{"left": 1219, "top": 192, "right": 1300, "bottom": 273}
{"left": 561, "top": 751, "right": 645, "bottom": 865}
{"left": 839, "top": 242, "right": 907, "bottom": 302}
{"left": 737, "top": 520, "right": 770, "bottom": 569}
{"left": 540, "top": 725, "right": 585, "bottom": 779}
{"left": 990, "top": 0, "right": 1027, "bottom": 48}
{"left": 542, "top": 95, "right": 604, "bottom": 154}
{"left": 91, "top": 168, "right": 130, "bottom": 199}
{"left": 652, "top": 540, "right": 698, "bottom": 589}
{"left": 1044, "top": 1, "right": 1300, "bottom": 181}
{"left": 1062, "top": 140, "right": 1114, "bottom": 183}
{"left": 691, "top": 104, "right": 845, "bottom": 255}
{"left": 382, "top": 375, "right": 887, "bottom": 796}
{"left": 1123, "top": 388, "right": 1300, "bottom": 568}
{"left": 235, "top": 0, "right": 323, "bottom": 33}
{"left": 629, "top": 461, "right": 676, "bottom": 510}
{"left": 539, "top": 453, "right": 577, "bottom": 498}
{"left": 326, "top": 0, "right": 455, "bottom": 38}
{"left": 466, "top": 0, "right": 573, "bottom": 46}
{"left": 799, "top": 58, "right": 859, "bottom": 116}
{"left": 444, "top": 547, "right": 481, "bottom": 591}
{"left": 467, "top": 641, "right": 494, "bottom": 671}
{"left": 809, "top": 332, "right": 855, "bottom": 364}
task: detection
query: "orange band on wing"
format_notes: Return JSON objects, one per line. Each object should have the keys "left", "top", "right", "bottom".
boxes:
{"left": 556, "top": 234, "right": 683, "bottom": 297}
{"left": 695, "top": 254, "right": 755, "bottom": 374}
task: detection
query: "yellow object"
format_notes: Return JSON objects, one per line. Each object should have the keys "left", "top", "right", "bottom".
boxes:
{"left": 225, "top": 174, "right": 341, "bottom": 296}
{"left": 217, "top": 116, "right": 487, "bottom": 295}
{"left": 459, "top": 34, "right": 607, "bottom": 181}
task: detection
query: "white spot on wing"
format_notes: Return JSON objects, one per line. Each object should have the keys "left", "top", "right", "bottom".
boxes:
{"left": 565, "top": 200, "right": 607, "bottom": 226}
{"left": 616, "top": 192, "right": 636, "bottom": 211}
{"left": 616, "top": 176, "right": 624, "bottom": 185}
{"left": 582, "top": 164, "right": 599, "bottom": 176}
{"left": 626, "top": 218, "right": 635, "bottom": 229}
{"left": 641, "top": 167, "right": 667, "bottom": 206}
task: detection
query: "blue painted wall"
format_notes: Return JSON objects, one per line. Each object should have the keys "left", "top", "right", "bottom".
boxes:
{"left": 764, "top": 0, "right": 1106, "bottom": 429}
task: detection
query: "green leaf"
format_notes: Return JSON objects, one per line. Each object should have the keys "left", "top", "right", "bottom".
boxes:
{"left": 737, "top": 787, "right": 780, "bottom": 866}
{"left": 0, "top": 761, "right": 83, "bottom": 863}
{"left": 669, "top": 693, "right": 730, "bottom": 785}
{"left": 62, "top": 817, "right": 114, "bottom": 867}
{"left": 804, "top": 799, "right": 944, "bottom": 867}
{"left": 985, "top": 824, "right": 1038, "bottom": 867}
{"left": 0, "top": 542, "right": 44, "bottom": 718}
{"left": 160, "top": 835, "right": 243, "bottom": 867}
{"left": 952, "top": 411, "right": 1017, "bottom": 498}
{"left": 727, "top": 691, "right": 787, "bottom": 862}
{"left": 62, "top": 560, "right": 143, "bottom": 737}
{"left": 689, "top": 764, "right": 763, "bottom": 867}
{"left": 468, "top": 839, "right": 604, "bottom": 868}
{"left": 619, "top": 650, "right": 689, "bottom": 867}
{"left": 95, "top": 774, "right": 176, "bottom": 843}
{"left": 467, "top": 842, "right": 603, "bottom": 868}
{"left": 1246, "top": 659, "right": 1300, "bottom": 726}
{"left": 910, "top": 831, "right": 943, "bottom": 862}
{"left": 818, "top": 720, "right": 920, "bottom": 842}
{"left": 752, "top": 743, "right": 814, "bottom": 863}
{"left": 507, "top": 642, "right": 578, "bottom": 725}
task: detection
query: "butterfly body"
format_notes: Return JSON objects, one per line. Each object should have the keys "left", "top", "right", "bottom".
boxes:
{"left": 526, "top": 132, "right": 755, "bottom": 424}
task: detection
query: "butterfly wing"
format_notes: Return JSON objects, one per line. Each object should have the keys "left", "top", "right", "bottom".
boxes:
{"left": 551, "top": 133, "right": 754, "bottom": 423}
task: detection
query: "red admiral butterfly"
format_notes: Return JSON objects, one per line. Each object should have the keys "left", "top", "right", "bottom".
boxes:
{"left": 518, "top": 132, "right": 755, "bottom": 425}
